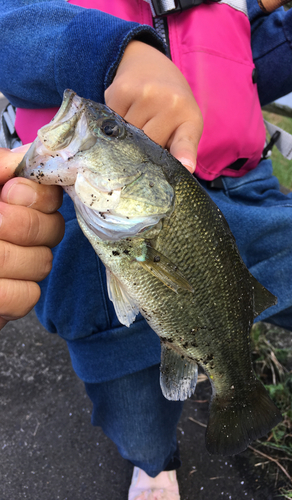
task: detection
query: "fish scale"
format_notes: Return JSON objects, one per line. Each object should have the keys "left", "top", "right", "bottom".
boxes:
{"left": 16, "top": 89, "right": 282, "bottom": 456}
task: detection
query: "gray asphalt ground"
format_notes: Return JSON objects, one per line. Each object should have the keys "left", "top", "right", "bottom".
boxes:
{"left": 0, "top": 93, "right": 285, "bottom": 499}
{"left": 0, "top": 311, "right": 281, "bottom": 500}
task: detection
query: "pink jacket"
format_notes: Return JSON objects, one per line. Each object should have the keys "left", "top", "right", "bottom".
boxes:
{"left": 15, "top": 0, "right": 266, "bottom": 181}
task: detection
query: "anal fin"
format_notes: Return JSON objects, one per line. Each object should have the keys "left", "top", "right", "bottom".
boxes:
{"left": 160, "top": 343, "right": 198, "bottom": 401}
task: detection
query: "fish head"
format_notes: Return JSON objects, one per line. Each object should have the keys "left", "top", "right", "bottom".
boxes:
{"left": 16, "top": 90, "right": 175, "bottom": 240}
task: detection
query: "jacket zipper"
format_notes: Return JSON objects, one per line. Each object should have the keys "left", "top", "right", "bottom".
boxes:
{"left": 153, "top": 16, "right": 171, "bottom": 58}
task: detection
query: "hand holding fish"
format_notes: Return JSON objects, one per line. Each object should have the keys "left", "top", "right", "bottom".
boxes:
{"left": 0, "top": 147, "right": 64, "bottom": 329}
{"left": 105, "top": 40, "right": 203, "bottom": 173}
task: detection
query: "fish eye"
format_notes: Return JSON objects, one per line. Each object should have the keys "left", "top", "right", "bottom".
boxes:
{"left": 101, "top": 119, "right": 124, "bottom": 138}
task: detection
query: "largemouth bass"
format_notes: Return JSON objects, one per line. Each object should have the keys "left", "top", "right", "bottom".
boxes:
{"left": 16, "top": 90, "right": 282, "bottom": 456}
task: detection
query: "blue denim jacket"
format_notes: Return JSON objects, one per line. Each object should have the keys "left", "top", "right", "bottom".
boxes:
{"left": 0, "top": 1, "right": 291, "bottom": 108}
{"left": 0, "top": 1, "right": 291, "bottom": 383}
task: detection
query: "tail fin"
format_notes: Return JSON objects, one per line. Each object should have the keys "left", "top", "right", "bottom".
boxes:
{"left": 205, "top": 379, "right": 282, "bottom": 456}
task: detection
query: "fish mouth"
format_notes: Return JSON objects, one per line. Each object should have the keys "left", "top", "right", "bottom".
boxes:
{"left": 67, "top": 186, "right": 166, "bottom": 241}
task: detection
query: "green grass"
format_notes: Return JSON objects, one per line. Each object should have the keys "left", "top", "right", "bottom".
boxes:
{"left": 249, "top": 108, "right": 292, "bottom": 496}
{"left": 251, "top": 323, "right": 292, "bottom": 496}
{"left": 262, "top": 110, "right": 292, "bottom": 190}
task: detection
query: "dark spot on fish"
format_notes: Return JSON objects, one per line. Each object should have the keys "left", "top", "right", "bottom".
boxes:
{"left": 183, "top": 342, "right": 189, "bottom": 348}
{"left": 123, "top": 249, "right": 130, "bottom": 255}
{"left": 112, "top": 251, "right": 120, "bottom": 256}
{"left": 149, "top": 181, "right": 154, "bottom": 188}
{"left": 108, "top": 191, "right": 113, "bottom": 196}
{"left": 191, "top": 340, "right": 198, "bottom": 348}
{"left": 181, "top": 355, "right": 185, "bottom": 359}
{"left": 202, "top": 354, "right": 214, "bottom": 365}
{"left": 30, "top": 173, "right": 34, "bottom": 176}
{"left": 153, "top": 255, "right": 160, "bottom": 263}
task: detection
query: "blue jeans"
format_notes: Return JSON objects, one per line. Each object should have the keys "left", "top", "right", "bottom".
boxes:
{"left": 85, "top": 365, "right": 183, "bottom": 478}
{"left": 85, "top": 159, "right": 292, "bottom": 476}
{"left": 202, "top": 159, "right": 292, "bottom": 330}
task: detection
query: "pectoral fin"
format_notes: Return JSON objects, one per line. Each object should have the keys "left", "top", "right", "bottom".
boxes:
{"left": 137, "top": 246, "right": 193, "bottom": 293}
{"left": 106, "top": 268, "right": 140, "bottom": 327}
{"left": 160, "top": 343, "right": 198, "bottom": 401}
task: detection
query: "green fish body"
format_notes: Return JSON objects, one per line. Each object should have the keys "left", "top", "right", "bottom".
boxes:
{"left": 16, "top": 90, "right": 282, "bottom": 456}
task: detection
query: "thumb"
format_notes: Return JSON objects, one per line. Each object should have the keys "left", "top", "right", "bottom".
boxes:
{"left": 168, "top": 119, "right": 203, "bottom": 174}
{"left": 0, "top": 144, "right": 31, "bottom": 184}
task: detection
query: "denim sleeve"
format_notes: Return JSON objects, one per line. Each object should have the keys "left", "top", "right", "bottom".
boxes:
{"left": 247, "top": 0, "right": 292, "bottom": 105}
{"left": 0, "top": 0, "right": 165, "bottom": 108}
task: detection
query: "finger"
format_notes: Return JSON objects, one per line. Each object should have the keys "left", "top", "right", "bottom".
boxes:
{"left": 0, "top": 240, "right": 53, "bottom": 281}
{"left": 105, "top": 81, "right": 132, "bottom": 118}
{"left": 167, "top": 118, "right": 203, "bottom": 173}
{"left": 0, "top": 145, "right": 30, "bottom": 184}
{"left": 1, "top": 177, "right": 63, "bottom": 213}
{"left": 0, "top": 202, "right": 65, "bottom": 248}
{"left": 141, "top": 111, "right": 184, "bottom": 148}
{"left": 0, "top": 278, "right": 41, "bottom": 320}
{"left": 0, "top": 317, "right": 8, "bottom": 330}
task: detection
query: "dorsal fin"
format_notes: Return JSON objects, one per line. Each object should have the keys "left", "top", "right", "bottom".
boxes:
{"left": 249, "top": 272, "right": 277, "bottom": 318}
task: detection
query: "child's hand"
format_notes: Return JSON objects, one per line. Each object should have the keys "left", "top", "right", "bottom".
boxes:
{"left": 105, "top": 41, "right": 203, "bottom": 173}
{"left": 0, "top": 147, "right": 65, "bottom": 330}
{"left": 257, "top": 0, "right": 291, "bottom": 12}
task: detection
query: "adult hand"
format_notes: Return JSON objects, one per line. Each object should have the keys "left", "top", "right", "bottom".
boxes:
{"left": 105, "top": 40, "right": 203, "bottom": 173}
{"left": 0, "top": 146, "right": 65, "bottom": 330}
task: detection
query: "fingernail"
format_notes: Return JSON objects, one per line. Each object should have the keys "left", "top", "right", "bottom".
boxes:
{"left": 178, "top": 157, "right": 196, "bottom": 173}
{"left": 7, "top": 183, "right": 37, "bottom": 207}
{"left": 10, "top": 144, "right": 30, "bottom": 154}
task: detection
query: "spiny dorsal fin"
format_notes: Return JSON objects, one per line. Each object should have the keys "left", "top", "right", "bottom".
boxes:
{"left": 249, "top": 272, "right": 277, "bottom": 318}
{"left": 106, "top": 268, "right": 140, "bottom": 327}
{"left": 137, "top": 246, "right": 194, "bottom": 293}
{"left": 160, "top": 343, "right": 198, "bottom": 401}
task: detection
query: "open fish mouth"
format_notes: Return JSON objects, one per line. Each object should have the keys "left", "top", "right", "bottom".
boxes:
{"left": 66, "top": 185, "right": 166, "bottom": 241}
